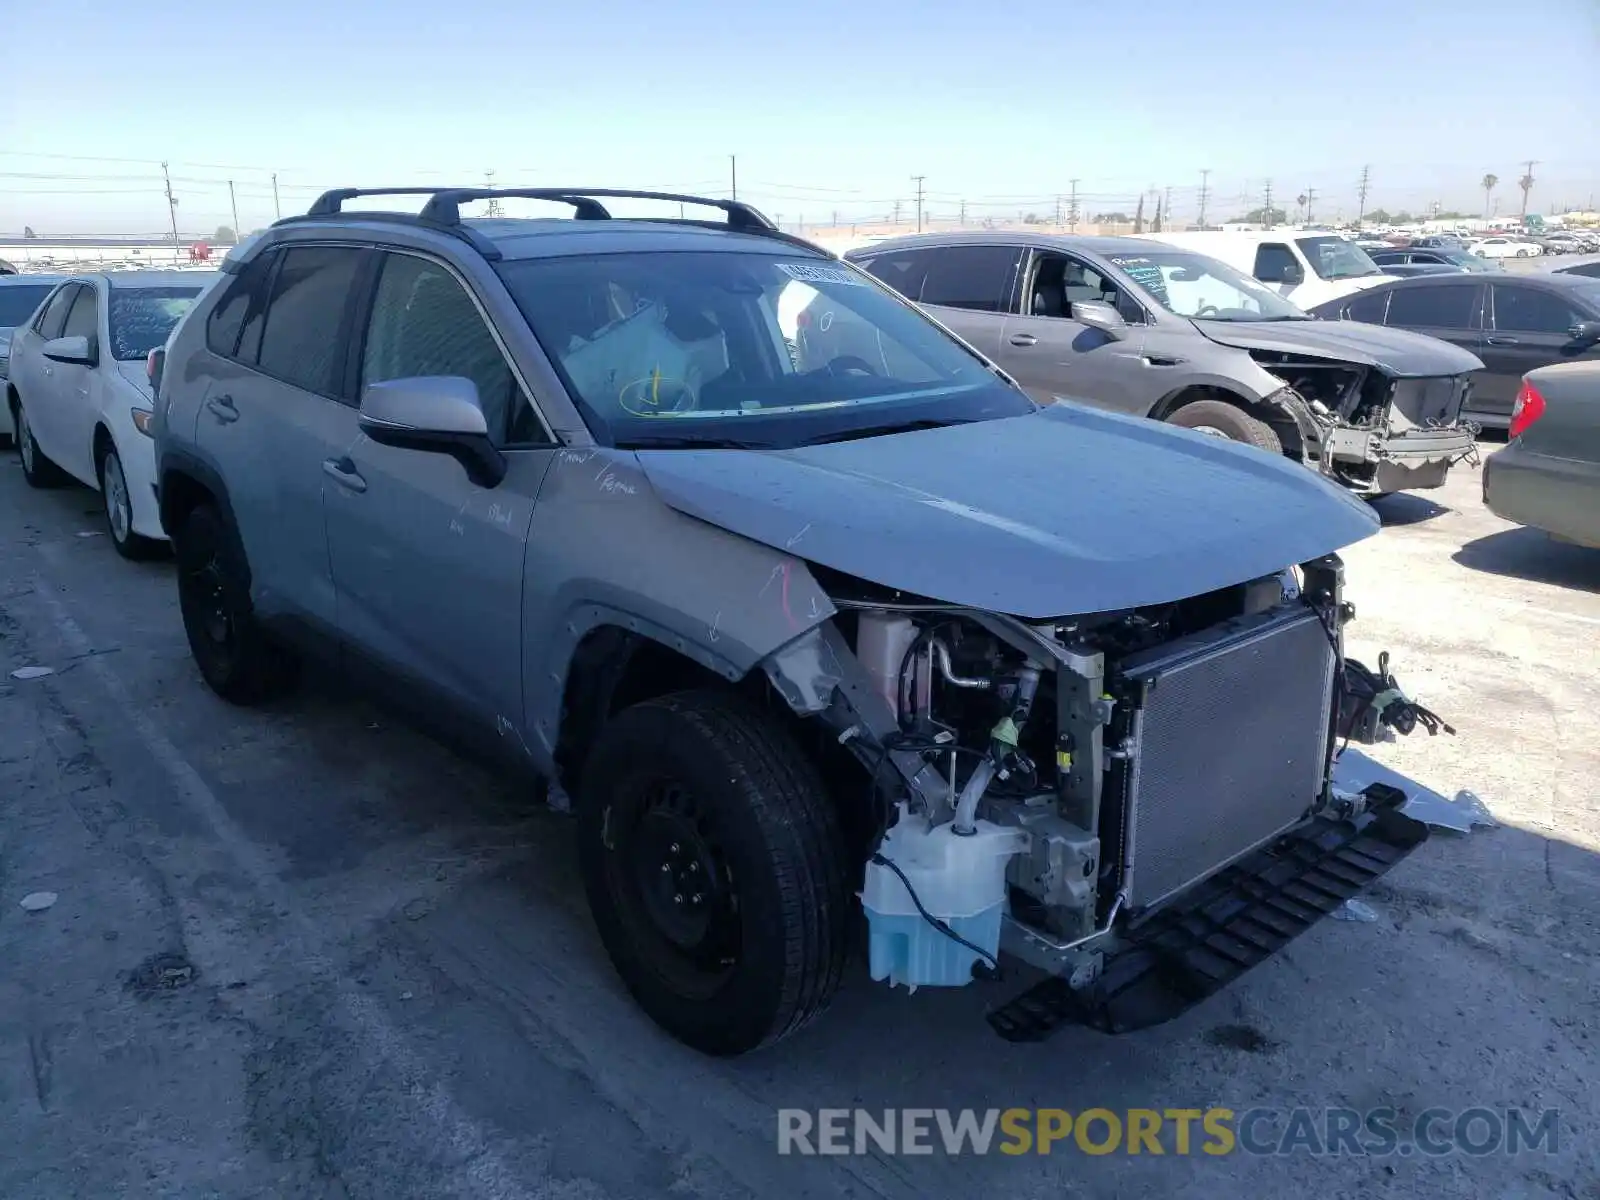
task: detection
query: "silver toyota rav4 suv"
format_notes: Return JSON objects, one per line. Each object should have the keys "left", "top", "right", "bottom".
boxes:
{"left": 152, "top": 187, "right": 1442, "bottom": 1056}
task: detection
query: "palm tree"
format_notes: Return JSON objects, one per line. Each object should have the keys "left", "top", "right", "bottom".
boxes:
{"left": 1297, "top": 192, "right": 1309, "bottom": 222}
{"left": 1518, "top": 170, "right": 1536, "bottom": 221}
{"left": 1482, "top": 173, "right": 1499, "bottom": 219}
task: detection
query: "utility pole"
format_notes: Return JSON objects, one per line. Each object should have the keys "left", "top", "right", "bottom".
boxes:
{"left": 1163, "top": 185, "right": 1173, "bottom": 224}
{"left": 1068, "top": 179, "right": 1080, "bottom": 231}
{"left": 1357, "top": 164, "right": 1371, "bottom": 226}
{"left": 729, "top": 155, "right": 738, "bottom": 200}
{"left": 831, "top": 208, "right": 839, "bottom": 228}
{"left": 161, "top": 161, "right": 180, "bottom": 255}
{"left": 1197, "top": 169, "right": 1210, "bottom": 228}
{"left": 959, "top": 198, "right": 967, "bottom": 225}
{"left": 1054, "top": 195, "right": 1063, "bottom": 226}
{"left": 228, "top": 180, "right": 240, "bottom": 240}
{"left": 271, "top": 172, "right": 281, "bottom": 219}
{"left": 1263, "top": 180, "right": 1274, "bottom": 229}
{"left": 484, "top": 170, "right": 503, "bottom": 217}
{"left": 892, "top": 198, "right": 902, "bottom": 225}
{"left": 1305, "top": 187, "right": 1316, "bottom": 224}
{"left": 912, "top": 175, "right": 926, "bottom": 233}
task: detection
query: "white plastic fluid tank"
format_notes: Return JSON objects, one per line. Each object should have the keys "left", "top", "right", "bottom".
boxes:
{"left": 861, "top": 804, "right": 1024, "bottom": 990}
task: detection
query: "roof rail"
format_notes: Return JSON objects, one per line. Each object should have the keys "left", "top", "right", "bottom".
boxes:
{"left": 417, "top": 187, "right": 776, "bottom": 232}
{"left": 284, "top": 186, "right": 817, "bottom": 259}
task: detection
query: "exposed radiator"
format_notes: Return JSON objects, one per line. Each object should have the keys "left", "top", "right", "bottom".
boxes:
{"left": 1115, "top": 606, "right": 1337, "bottom": 912}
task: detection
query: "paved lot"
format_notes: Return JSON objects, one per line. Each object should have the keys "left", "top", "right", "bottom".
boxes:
{"left": 1, "top": 442, "right": 1597, "bottom": 1199}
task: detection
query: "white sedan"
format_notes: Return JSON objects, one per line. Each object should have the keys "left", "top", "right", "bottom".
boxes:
{"left": 1469, "top": 236, "right": 1544, "bottom": 259}
{"left": 6, "top": 271, "right": 217, "bottom": 558}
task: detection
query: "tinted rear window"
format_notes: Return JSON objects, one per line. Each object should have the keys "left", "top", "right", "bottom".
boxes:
{"left": 1386, "top": 285, "right": 1477, "bottom": 329}
{"left": 0, "top": 285, "right": 53, "bottom": 327}
{"left": 256, "top": 247, "right": 366, "bottom": 396}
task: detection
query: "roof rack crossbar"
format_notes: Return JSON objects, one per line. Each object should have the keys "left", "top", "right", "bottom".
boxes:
{"left": 305, "top": 187, "right": 473, "bottom": 217}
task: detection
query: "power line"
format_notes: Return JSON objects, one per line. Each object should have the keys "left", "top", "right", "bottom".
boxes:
{"left": 161, "top": 161, "right": 180, "bottom": 246}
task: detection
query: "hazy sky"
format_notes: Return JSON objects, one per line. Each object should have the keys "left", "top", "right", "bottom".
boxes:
{"left": 3, "top": 0, "right": 1597, "bottom": 235}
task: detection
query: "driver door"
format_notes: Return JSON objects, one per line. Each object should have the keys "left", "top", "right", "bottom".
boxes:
{"left": 324, "top": 249, "right": 556, "bottom": 737}
{"left": 995, "top": 250, "right": 1151, "bottom": 414}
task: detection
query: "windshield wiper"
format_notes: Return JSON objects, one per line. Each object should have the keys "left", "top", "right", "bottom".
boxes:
{"left": 615, "top": 433, "right": 773, "bottom": 450}
{"left": 795, "top": 417, "right": 975, "bottom": 447}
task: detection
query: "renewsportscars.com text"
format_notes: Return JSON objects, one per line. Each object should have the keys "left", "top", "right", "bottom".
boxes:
{"left": 776, "top": 1107, "right": 1561, "bottom": 1158}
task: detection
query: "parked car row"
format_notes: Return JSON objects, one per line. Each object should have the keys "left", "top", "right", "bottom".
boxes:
{"left": 5, "top": 185, "right": 1459, "bottom": 1058}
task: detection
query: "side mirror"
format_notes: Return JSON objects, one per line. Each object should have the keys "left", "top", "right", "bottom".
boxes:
{"left": 1071, "top": 300, "right": 1129, "bottom": 340}
{"left": 146, "top": 347, "right": 166, "bottom": 395}
{"left": 1569, "top": 320, "right": 1600, "bottom": 345}
{"left": 358, "top": 376, "right": 506, "bottom": 488}
{"left": 43, "top": 334, "right": 96, "bottom": 366}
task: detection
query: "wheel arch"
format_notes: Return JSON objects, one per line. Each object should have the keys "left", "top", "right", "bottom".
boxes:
{"left": 157, "top": 447, "right": 250, "bottom": 584}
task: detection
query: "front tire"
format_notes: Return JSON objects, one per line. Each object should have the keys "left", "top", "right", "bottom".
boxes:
{"left": 98, "top": 443, "right": 160, "bottom": 561}
{"left": 578, "top": 689, "right": 850, "bottom": 1056}
{"left": 1167, "top": 398, "right": 1284, "bottom": 454}
{"left": 173, "top": 503, "right": 297, "bottom": 704}
{"left": 15, "top": 401, "right": 66, "bottom": 488}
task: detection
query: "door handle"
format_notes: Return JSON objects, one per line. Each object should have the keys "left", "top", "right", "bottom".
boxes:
{"left": 1484, "top": 336, "right": 1519, "bottom": 346}
{"left": 322, "top": 456, "right": 367, "bottom": 493}
{"left": 205, "top": 394, "right": 239, "bottom": 423}
{"left": 1008, "top": 333, "right": 1038, "bottom": 347}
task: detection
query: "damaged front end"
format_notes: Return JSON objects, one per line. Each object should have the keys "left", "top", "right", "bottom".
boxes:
{"left": 762, "top": 557, "right": 1453, "bottom": 1041}
{"left": 1250, "top": 350, "right": 1480, "bottom": 494}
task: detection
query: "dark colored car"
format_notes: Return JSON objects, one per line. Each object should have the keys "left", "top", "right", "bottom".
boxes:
{"left": 1309, "top": 273, "right": 1600, "bottom": 428}
{"left": 1550, "top": 254, "right": 1600, "bottom": 280}
{"left": 1367, "top": 248, "right": 1499, "bottom": 275}
{"left": 0, "top": 274, "right": 69, "bottom": 445}
{"left": 1483, "top": 361, "right": 1600, "bottom": 548}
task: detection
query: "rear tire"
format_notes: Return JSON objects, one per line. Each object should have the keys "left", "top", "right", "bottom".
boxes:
{"left": 15, "top": 400, "right": 66, "bottom": 488}
{"left": 578, "top": 689, "right": 850, "bottom": 1056}
{"left": 98, "top": 443, "right": 161, "bottom": 561}
{"left": 173, "top": 502, "right": 297, "bottom": 705}
{"left": 1167, "top": 398, "right": 1284, "bottom": 454}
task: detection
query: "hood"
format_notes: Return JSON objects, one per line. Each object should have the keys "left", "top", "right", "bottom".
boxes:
{"left": 112, "top": 360, "right": 154, "bottom": 401}
{"left": 1192, "top": 317, "right": 1484, "bottom": 376}
{"left": 635, "top": 403, "right": 1379, "bottom": 619}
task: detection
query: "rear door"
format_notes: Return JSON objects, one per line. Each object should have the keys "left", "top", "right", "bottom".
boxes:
{"left": 11, "top": 282, "right": 81, "bottom": 460}
{"left": 1480, "top": 283, "right": 1600, "bottom": 422}
{"left": 872, "top": 244, "right": 1018, "bottom": 358}
{"left": 325, "top": 248, "right": 553, "bottom": 732}
{"left": 1376, "top": 281, "right": 1488, "bottom": 416}
{"left": 996, "top": 248, "right": 1152, "bottom": 413}
{"left": 195, "top": 244, "right": 368, "bottom": 632}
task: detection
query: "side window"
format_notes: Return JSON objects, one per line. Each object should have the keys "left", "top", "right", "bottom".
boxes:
{"left": 362, "top": 253, "right": 542, "bottom": 446}
{"left": 860, "top": 250, "right": 932, "bottom": 300}
{"left": 34, "top": 284, "right": 78, "bottom": 340}
{"left": 1253, "top": 243, "right": 1301, "bottom": 283}
{"left": 256, "top": 246, "right": 366, "bottom": 397}
{"left": 1491, "top": 286, "right": 1579, "bottom": 334}
{"left": 1343, "top": 290, "right": 1390, "bottom": 323}
{"left": 1029, "top": 253, "right": 1145, "bottom": 324}
{"left": 1386, "top": 285, "right": 1477, "bottom": 329}
{"left": 918, "top": 246, "right": 1022, "bottom": 313}
{"left": 61, "top": 285, "right": 99, "bottom": 341}
{"left": 206, "top": 250, "right": 278, "bottom": 359}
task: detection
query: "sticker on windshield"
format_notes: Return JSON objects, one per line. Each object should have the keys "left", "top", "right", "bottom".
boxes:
{"left": 1111, "top": 259, "right": 1170, "bottom": 305}
{"left": 777, "top": 262, "right": 866, "bottom": 287}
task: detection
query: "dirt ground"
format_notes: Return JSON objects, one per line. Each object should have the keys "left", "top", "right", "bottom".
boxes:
{"left": 1, "top": 439, "right": 1596, "bottom": 1199}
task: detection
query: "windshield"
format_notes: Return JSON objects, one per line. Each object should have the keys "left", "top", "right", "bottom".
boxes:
{"left": 0, "top": 285, "right": 53, "bottom": 329}
{"left": 108, "top": 286, "right": 201, "bottom": 361}
{"left": 1296, "top": 236, "right": 1382, "bottom": 280}
{"left": 1105, "top": 249, "right": 1307, "bottom": 321}
{"left": 495, "top": 251, "right": 1033, "bottom": 448}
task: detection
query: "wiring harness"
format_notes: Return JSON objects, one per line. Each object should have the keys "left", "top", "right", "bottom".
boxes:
{"left": 1340, "top": 651, "right": 1456, "bottom": 747}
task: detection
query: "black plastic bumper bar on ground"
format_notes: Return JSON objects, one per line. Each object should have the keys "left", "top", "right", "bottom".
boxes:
{"left": 987, "top": 803, "right": 1430, "bottom": 1042}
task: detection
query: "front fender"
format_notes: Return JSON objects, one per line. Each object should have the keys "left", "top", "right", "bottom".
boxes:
{"left": 521, "top": 448, "right": 837, "bottom": 764}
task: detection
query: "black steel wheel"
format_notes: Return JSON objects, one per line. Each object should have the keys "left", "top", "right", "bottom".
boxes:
{"left": 174, "top": 503, "right": 296, "bottom": 705}
{"left": 578, "top": 689, "right": 849, "bottom": 1056}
